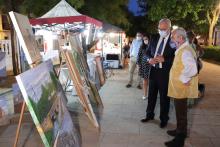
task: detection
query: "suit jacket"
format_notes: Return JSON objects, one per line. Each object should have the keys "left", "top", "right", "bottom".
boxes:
{"left": 146, "top": 34, "right": 175, "bottom": 79}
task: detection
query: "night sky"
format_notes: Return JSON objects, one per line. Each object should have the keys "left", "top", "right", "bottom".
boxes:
{"left": 128, "top": 0, "right": 140, "bottom": 16}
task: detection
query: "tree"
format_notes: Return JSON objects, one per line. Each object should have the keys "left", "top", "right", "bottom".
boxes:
{"left": 80, "top": 0, "right": 130, "bottom": 26}
{"left": 206, "top": 0, "right": 220, "bottom": 45}
{"left": 138, "top": 0, "right": 205, "bottom": 28}
{"left": 138, "top": 0, "right": 220, "bottom": 45}
{"left": 20, "top": 0, "right": 84, "bottom": 17}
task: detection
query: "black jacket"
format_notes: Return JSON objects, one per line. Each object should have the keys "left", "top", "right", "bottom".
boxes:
{"left": 146, "top": 33, "right": 175, "bottom": 73}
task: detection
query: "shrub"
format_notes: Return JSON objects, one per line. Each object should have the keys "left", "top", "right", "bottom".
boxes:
{"left": 202, "top": 46, "right": 220, "bottom": 63}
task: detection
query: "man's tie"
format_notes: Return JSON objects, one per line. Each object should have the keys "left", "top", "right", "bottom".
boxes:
{"left": 157, "top": 38, "right": 165, "bottom": 55}
{"left": 155, "top": 38, "right": 165, "bottom": 68}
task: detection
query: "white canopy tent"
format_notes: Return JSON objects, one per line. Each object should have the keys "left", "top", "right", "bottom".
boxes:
{"left": 30, "top": 0, "right": 102, "bottom": 46}
{"left": 41, "top": 0, "right": 82, "bottom": 18}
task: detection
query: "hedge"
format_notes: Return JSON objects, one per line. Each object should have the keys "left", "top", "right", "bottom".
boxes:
{"left": 202, "top": 46, "right": 220, "bottom": 63}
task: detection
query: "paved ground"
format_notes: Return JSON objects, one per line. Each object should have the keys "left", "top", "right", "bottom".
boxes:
{"left": 0, "top": 61, "right": 220, "bottom": 147}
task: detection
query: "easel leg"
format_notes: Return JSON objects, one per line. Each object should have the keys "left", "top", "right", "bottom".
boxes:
{"left": 13, "top": 101, "right": 26, "bottom": 147}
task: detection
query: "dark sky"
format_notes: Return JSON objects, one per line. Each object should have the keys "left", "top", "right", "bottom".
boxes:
{"left": 128, "top": 0, "right": 140, "bottom": 16}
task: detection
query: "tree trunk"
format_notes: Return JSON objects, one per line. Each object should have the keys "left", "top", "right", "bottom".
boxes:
{"left": 208, "top": 22, "right": 215, "bottom": 46}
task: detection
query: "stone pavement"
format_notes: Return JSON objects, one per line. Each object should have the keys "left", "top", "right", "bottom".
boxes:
{"left": 0, "top": 61, "right": 220, "bottom": 147}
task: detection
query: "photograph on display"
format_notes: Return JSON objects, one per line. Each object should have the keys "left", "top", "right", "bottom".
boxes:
{"left": 9, "top": 11, "right": 42, "bottom": 65}
{"left": 95, "top": 56, "right": 105, "bottom": 86}
{"left": 63, "top": 50, "right": 99, "bottom": 128}
{"left": 35, "top": 35, "right": 44, "bottom": 52}
{"left": 0, "top": 89, "right": 14, "bottom": 119}
{"left": 16, "top": 60, "right": 80, "bottom": 147}
{"left": 69, "top": 37, "right": 102, "bottom": 106}
{"left": 0, "top": 52, "right": 6, "bottom": 77}
{"left": 69, "top": 36, "right": 89, "bottom": 72}
{"left": 12, "top": 83, "right": 23, "bottom": 105}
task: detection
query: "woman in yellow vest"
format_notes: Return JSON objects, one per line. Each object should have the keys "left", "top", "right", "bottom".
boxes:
{"left": 165, "top": 28, "right": 198, "bottom": 147}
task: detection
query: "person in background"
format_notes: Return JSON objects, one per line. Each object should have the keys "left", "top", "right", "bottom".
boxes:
{"left": 123, "top": 40, "right": 131, "bottom": 66}
{"left": 126, "top": 32, "right": 143, "bottom": 89}
{"left": 165, "top": 28, "right": 198, "bottom": 147}
{"left": 187, "top": 31, "right": 205, "bottom": 100}
{"left": 141, "top": 18, "right": 175, "bottom": 128}
{"left": 137, "top": 35, "right": 151, "bottom": 100}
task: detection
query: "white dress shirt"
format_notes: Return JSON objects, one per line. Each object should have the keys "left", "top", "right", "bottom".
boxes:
{"left": 176, "top": 42, "right": 198, "bottom": 83}
{"left": 154, "top": 34, "right": 170, "bottom": 68}
{"left": 130, "top": 39, "right": 143, "bottom": 58}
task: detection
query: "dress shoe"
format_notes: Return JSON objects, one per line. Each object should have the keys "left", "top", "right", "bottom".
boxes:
{"left": 140, "top": 117, "right": 154, "bottom": 123}
{"left": 167, "top": 130, "right": 187, "bottom": 138}
{"left": 167, "top": 129, "right": 177, "bottom": 137}
{"left": 160, "top": 121, "right": 168, "bottom": 128}
{"left": 165, "top": 134, "right": 186, "bottom": 147}
{"left": 126, "top": 84, "right": 131, "bottom": 88}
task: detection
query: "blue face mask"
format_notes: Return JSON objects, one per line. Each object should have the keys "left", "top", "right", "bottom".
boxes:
{"left": 169, "top": 40, "right": 177, "bottom": 49}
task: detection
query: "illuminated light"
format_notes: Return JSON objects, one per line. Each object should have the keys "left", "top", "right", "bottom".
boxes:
{"left": 172, "top": 25, "right": 178, "bottom": 30}
{"left": 109, "top": 32, "right": 116, "bottom": 38}
{"left": 83, "top": 29, "right": 90, "bottom": 36}
{"left": 96, "top": 40, "right": 102, "bottom": 50}
{"left": 97, "top": 32, "right": 104, "bottom": 38}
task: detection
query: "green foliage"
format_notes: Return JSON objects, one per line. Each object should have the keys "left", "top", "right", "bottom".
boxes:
{"left": 137, "top": 0, "right": 220, "bottom": 37}
{"left": 29, "top": 85, "right": 52, "bottom": 123}
{"left": 80, "top": 0, "right": 129, "bottom": 26}
{"left": 27, "top": 72, "right": 61, "bottom": 146}
{"left": 0, "top": 0, "right": 23, "bottom": 13}
{"left": 202, "top": 46, "right": 220, "bottom": 63}
{"left": 49, "top": 72, "right": 58, "bottom": 90}
{"left": 0, "top": 0, "right": 84, "bottom": 17}
{"left": 20, "top": 0, "right": 84, "bottom": 17}
{"left": 44, "top": 130, "right": 53, "bottom": 146}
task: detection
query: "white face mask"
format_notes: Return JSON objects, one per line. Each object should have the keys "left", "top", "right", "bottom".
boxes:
{"left": 159, "top": 30, "right": 168, "bottom": 37}
{"left": 144, "top": 40, "right": 149, "bottom": 45}
{"left": 136, "top": 36, "right": 142, "bottom": 40}
{"left": 170, "top": 40, "right": 177, "bottom": 49}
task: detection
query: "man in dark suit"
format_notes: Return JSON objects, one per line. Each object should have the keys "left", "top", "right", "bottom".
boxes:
{"left": 141, "top": 18, "right": 176, "bottom": 128}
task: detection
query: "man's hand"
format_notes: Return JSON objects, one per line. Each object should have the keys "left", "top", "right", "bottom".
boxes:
{"left": 148, "top": 58, "right": 158, "bottom": 65}
{"left": 155, "top": 55, "right": 165, "bottom": 63}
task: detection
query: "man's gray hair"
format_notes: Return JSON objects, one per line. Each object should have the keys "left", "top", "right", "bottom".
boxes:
{"left": 159, "top": 18, "right": 171, "bottom": 28}
{"left": 172, "top": 27, "right": 187, "bottom": 40}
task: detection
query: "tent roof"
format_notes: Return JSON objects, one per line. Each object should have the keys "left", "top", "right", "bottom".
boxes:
{"left": 102, "top": 23, "right": 124, "bottom": 33}
{"left": 30, "top": 0, "right": 102, "bottom": 27}
{"left": 41, "top": 0, "right": 81, "bottom": 18}
{"left": 30, "top": 15, "right": 102, "bottom": 27}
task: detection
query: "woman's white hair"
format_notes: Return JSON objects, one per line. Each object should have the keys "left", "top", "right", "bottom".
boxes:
{"left": 172, "top": 27, "right": 187, "bottom": 40}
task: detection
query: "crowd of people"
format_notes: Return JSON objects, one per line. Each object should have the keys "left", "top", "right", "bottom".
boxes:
{"left": 123, "top": 18, "right": 205, "bottom": 147}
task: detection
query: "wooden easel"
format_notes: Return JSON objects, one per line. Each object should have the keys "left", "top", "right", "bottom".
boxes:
{"left": 13, "top": 61, "right": 40, "bottom": 147}
{"left": 56, "top": 49, "right": 75, "bottom": 93}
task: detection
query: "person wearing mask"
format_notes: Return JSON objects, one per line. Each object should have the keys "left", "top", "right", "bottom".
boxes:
{"left": 126, "top": 32, "right": 143, "bottom": 89}
{"left": 137, "top": 35, "right": 151, "bottom": 99}
{"left": 187, "top": 31, "right": 205, "bottom": 103}
{"left": 165, "top": 27, "right": 198, "bottom": 147}
{"left": 141, "top": 18, "right": 176, "bottom": 128}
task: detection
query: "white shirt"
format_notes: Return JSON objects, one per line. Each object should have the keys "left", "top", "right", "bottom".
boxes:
{"left": 175, "top": 42, "right": 198, "bottom": 83}
{"left": 154, "top": 34, "right": 170, "bottom": 68}
{"left": 130, "top": 39, "right": 142, "bottom": 58}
